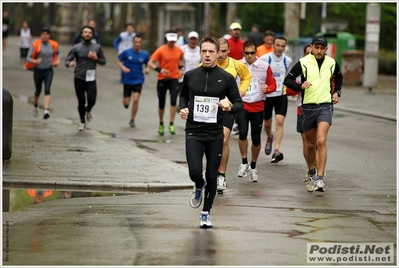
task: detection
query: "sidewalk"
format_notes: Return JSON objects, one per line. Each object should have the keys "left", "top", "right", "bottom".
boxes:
{"left": 2, "top": 35, "right": 397, "bottom": 190}
{"left": 2, "top": 97, "right": 192, "bottom": 190}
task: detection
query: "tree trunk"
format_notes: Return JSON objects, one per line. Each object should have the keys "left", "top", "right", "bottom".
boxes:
{"left": 284, "top": 3, "right": 300, "bottom": 40}
{"left": 148, "top": 4, "right": 160, "bottom": 53}
{"left": 119, "top": 3, "right": 128, "bottom": 31}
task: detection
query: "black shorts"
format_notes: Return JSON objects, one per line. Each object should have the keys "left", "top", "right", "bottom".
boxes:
{"left": 123, "top": 84, "right": 142, "bottom": 98}
{"left": 222, "top": 111, "right": 236, "bottom": 130}
{"left": 297, "top": 113, "right": 304, "bottom": 133}
{"left": 301, "top": 104, "right": 334, "bottom": 132}
{"left": 20, "top": 48, "right": 29, "bottom": 58}
{"left": 263, "top": 95, "right": 288, "bottom": 120}
{"left": 157, "top": 78, "right": 179, "bottom": 109}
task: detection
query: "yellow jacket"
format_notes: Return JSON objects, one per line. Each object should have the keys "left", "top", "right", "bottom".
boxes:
{"left": 300, "top": 54, "right": 336, "bottom": 104}
{"left": 216, "top": 57, "right": 252, "bottom": 96}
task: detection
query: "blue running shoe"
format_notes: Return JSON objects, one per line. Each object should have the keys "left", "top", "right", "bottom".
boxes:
{"left": 189, "top": 179, "right": 207, "bottom": 208}
{"left": 199, "top": 211, "right": 213, "bottom": 228}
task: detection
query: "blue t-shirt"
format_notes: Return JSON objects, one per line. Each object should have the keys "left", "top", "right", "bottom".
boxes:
{"left": 118, "top": 48, "right": 150, "bottom": 85}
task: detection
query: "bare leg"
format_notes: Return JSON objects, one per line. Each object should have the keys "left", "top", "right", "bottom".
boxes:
{"left": 315, "top": 122, "right": 330, "bottom": 176}
{"left": 251, "top": 144, "right": 261, "bottom": 163}
{"left": 238, "top": 138, "right": 248, "bottom": 159}
{"left": 158, "top": 108, "right": 164, "bottom": 123}
{"left": 123, "top": 96, "right": 131, "bottom": 109}
{"left": 130, "top": 92, "right": 140, "bottom": 120}
{"left": 34, "top": 94, "right": 39, "bottom": 106}
{"left": 264, "top": 118, "right": 272, "bottom": 138}
{"left": 44, "top": 95, "right": 51, "bottom": 110}
{"left": 218, "top": 126, "right": 231, "bottom": 174}
{"left": 3, "top": 37, "right": 7, "bottom": 53}
{"left": 169, "top": 105, "right": 176, "bottom": 124}
{"left": 274, "top": 114, "right": 285, "bottom": 151}
{"left": 301, "top": 132, "right": 307, "bottom": 162}
{"left": 304, "top": 128, "right": 317, "bottom": 171}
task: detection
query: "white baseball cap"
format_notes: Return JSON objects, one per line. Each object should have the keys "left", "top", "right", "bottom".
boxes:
{"left": 165, "top": 33, "right": 178, "bottom": 42}
{"left": 229, "top": 22, "right": 242, "bottom": 30}
{"left": 187, "top": 31, "right": 199, "bottom": 39}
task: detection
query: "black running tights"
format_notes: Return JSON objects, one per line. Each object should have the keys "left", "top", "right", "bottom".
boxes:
{"left": 186, "top": 138, "right": 223, "bottom": 212}
{"left": 33, "top": 68, "right": 53, "bottom": 96}
{"left": 74, "top": 78, "right": 97, "bottom": 123}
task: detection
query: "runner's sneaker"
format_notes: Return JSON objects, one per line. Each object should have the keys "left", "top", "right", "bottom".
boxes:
{"left": 33, "top": 107, "right": 38, "bottom": 117}
{"left": 86, "top": 111, "right": 92, "bottom": 122}
{"left": 169, "top": 125, "right": 176, "bottom": 135}
{"left": 78, "top": 123, "right": 86, "bottom": 131}
{"left": 249, "top": 168, "right": 259, "bottom": 182}
{"left": 231, "top": 123, "right": 239, "bottom": 135}
{"left": 238, "top": 163, "right": 250, "bottom": 177}
{"left": 189, "top": 179, "right": 207, "bottom": 208}
{"left": 265, "top": 135, "right": 274, "bottom": 155}
{"left": 43, "top": 110, "right": 50, "bottom": 120}
{"left": 305, "top": 167, "right": 326, "bottom": 181}
{"left": 271, "top": 149, "right": 284, "bottom": 163}
{"left": 217, "top": 174, "right": 226, "bottom": 194}
{"left": 199, "top": 211, "right": 213, "bottom": 228}
{"left": 313, "top": 179, "right": 326, "bottom": 192}
{"left": 158, "top": 124, "right": 164, "bottom": 136}
{"left": 129, "top": 119, "right": 135, "bottom": 128}
{"left": 306, "top": 173, "right": 317, "bottom": 192}
{"left": 303, "top": 171, "right": 310, "bottom": 182}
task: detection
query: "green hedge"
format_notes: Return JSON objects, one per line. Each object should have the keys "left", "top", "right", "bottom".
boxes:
{"left": 99, "top": 32, "right": 116, "bottom": 47}
{"left": 378, "top": 56, "right": 396, "bottom": 75}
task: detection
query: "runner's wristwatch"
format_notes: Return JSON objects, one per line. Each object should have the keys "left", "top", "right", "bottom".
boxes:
{"left": 335, "top": 90, "right": 341, "bottom": 97}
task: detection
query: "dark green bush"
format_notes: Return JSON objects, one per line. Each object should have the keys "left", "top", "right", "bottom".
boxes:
{"left": 378, "top": 57, "right": 396, "bottom": 75}
{"left": 378, "top": 50, "right": 396, "bottom": 75}
{"left": 99, "top": 32, "right": 116, "bottom": 48}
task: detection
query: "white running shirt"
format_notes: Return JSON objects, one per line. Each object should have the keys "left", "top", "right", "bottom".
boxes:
{"left": 259, "top": 52, "right": 292, "bottom": 97}
{"left": 179, "top": 44, "right": 201, "bottom": 83}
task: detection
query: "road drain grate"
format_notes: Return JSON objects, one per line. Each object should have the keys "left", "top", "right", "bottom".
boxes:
{"left": 301, "top": 209, "right": 378, "bottom": 214}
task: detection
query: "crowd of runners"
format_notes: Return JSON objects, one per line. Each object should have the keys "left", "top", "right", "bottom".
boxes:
{"left": 9, "top": 18, "right": 342, "bottom": 229}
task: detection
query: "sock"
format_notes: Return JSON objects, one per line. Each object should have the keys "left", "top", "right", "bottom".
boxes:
{"left": 309, "top": 168, "right": 316, "bottom": 176}
{"left": 219, "top": 173, "right": 225, "bottom": 177}
{"left": 34, "top": 104, "right": 38, "bottom": 108}
{"left": 170, "top": 122, "right": 174, "bottom": 126}
{"left": 316, "top": 175, "right": 323, "bottom": 181}
{"left": 250, "top": 161, "right": 256, "bottom": 169}
{"left": 44, "top": 109, "right": 49, "bottom": 114}
{"left": 242, "top": 158, "right": 248, "bottom": 165}
{"left": 159, "top": 122, "right": 164, "bottom": 126}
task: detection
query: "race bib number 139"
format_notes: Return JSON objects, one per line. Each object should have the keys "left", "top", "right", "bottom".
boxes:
{"left": 193, "top": 96, "right": 219, "bottom": 123}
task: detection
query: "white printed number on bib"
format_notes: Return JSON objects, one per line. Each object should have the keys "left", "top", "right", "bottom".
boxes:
{"left": 86, "top": 70, "right": 96, "bottom": 82}
{"left": 193, "top": 96, "right": 219, "bottom": 123}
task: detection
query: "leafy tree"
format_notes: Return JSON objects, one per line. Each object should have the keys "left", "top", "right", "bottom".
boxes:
{"left": 236, "top": 3, "right": 285, "bottom": 34}
{"left": 236, "top": 2, "right": 396, "bottom": 51}
{"left": 326, "top": 3, "right": 396, "bottom": 51}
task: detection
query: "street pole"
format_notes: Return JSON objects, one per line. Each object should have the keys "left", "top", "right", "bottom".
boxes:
{"left": 321, "top": 2, "right": 327, "bottom": 33}
{"left": 363, "top": 3, "right": 380, "bottom": 94}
